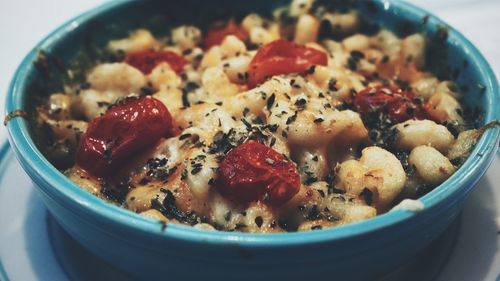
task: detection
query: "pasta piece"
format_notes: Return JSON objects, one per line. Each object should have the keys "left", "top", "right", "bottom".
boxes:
{"left": 201, "top": 67, "right": 240, "bottom": 99}
{"left": 184, "top": 151, "right": 218, "bottom": 199}
{"left": 298, "top": 219, "right": 337, "bottom": 231}
{"left": 200, "top": 46, "right": 223, "bottom": 69}
{"left": 87, "top": 63, "right": 147, "bottom": 94}
{"left": 294, "top": 14, "right": 320, "bottom": 44}
{"left": 342, "top": 34, "right": 370, "bottom": 51}
{"left": 294, "top": 147, "right": 329, "bottom": 182}
{"left": 65, "top": 168, "right": 101, "bottom": 196}
{"left": 242, "top": 202, "right": 276, "bottom": 233}
{"left": 249, "top": 26, "right": 277, "bottom": 46}
{"left": 140, "top": 209, "right": 168, "bottom": 222}
{"left": 241, "top": 13, "right": 265, "bottom": 31}
{"left": 335, "top": 146, "right": 406, "bottom": 210}
{"left": 193, "top": 223, "right": 216, "bottom": 230}
{"left": 108, "top": 29, "right": 159, "bottom": 54}
{"left": 45, "top": 119, "right": 87, "bottom": 147}
{"left": 220, "top": 35, "right": 247, "bottom": 58}
{"left": 289, "top": 0, "right": 314, "bottom": 17}
{"left": 221, "top": 55, "right": 252, "bottom": 84}
{"left": 371, "top": 30, "right": 401, "bottom": 56}
{"left": 409, "top": 145, "right": 456, "bottom": 186}
{"left": 126, "top": 185, "right": 164, "bottom": 213}
{"left": 171, "top": 25, "right": 202, "bottom": 50}
{"left": 400, "top": 34, "right": 426, "bottom": 69}
{"left": 48, "top": 93, "right": 72, "bottom": 120}
{"left": 209, "top": 193, "right": 240, "bottom": 228}
{"left": 343, "top": 205, "right": 377, "bottom": 224}
{"left": 394, "top": 119, "right": 455, "bottom": 153}
{"left": 149, "top": 62, "right": 182, "bottom": 91}
{"left": 72, "top": 89, "right": 118, "bottom": 120}
{"left": 321, "top": 12, "right": 359, "bottom": 34}
{"left": 411, "top": 76, "right": 439, "bottom": 99}
{"left": 426, "top": 92, "right": 464, "bottom": 124}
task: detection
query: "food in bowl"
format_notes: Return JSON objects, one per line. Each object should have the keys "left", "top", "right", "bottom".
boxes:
{"left": 29, "top": 0, "right": 496, "bottom": 233}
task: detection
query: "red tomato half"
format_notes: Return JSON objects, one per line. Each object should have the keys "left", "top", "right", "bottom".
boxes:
{"left": 247, "top": 39, "right": 328, "bottom": 88}
{"left": 76, "top": 96, "right": 174, "bottom": 178}
{"left": 203, "top": 21, "right": 248, "bottom": 50}
{"left": 220, "top": 141, "right": 300, "bottom": 206}
{"left": 124, "top": 50, "right": 187, "bottom": 74}
{"left": 353, "top": 86, "right": 429, "bottom": 123}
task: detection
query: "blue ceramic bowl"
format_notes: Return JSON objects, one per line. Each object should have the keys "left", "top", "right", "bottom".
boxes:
{"left": 5, "top": 1, "right": 500, "bottom": 280}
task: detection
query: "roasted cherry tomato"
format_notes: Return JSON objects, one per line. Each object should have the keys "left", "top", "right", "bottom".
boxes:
{"left": 124, "top": 50, "right": 187, "bottom": 75}
{"left": 353, "top": 86, "right": 428, "bottom": 123}
{"left": 203, "top": 21, "right": 248, "bottom": 50}
{"left": 76, "top": 96, "right": 174, "bottom": 178}
{"left": 247, "top": 39, "right": 328, "bottom": 88}
{"left": 219, "top": 141, "right": 300, "bottom": 205}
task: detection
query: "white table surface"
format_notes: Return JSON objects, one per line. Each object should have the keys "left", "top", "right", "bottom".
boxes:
{"left": 0, "top": 1, "right": 499, "bottom": 280}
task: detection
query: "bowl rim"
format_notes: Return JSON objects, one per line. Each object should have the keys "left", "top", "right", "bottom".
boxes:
{"left": 4, "top": 0, "right": 500, "bottom": 246}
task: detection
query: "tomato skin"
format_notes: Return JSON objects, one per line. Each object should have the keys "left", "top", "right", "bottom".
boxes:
{"left": 203, "top": 21, "right": 248, "bottom": 50}
{"left": 353, "top": 86, "right": 428, "bottom": 123}
{"left": 247, "top": 39, "right": 328, "bottom": 88}
{"left": 76, "top": 96, "right": 174, "bottom": 178}
{"left": 220, "top": 141, "right": 300, "bottom": 205}
{"left": 124, "top": 50, "right": 187, "bottom": 74}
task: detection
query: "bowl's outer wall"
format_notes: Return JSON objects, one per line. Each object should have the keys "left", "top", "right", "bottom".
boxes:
{"left": 37, "top": 185, "right": 467, "bottom": 280}
{"left": 5, "top": 0, "right": 500, "bottom": 280}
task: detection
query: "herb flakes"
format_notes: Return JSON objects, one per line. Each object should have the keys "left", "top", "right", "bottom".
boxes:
{"left": 313, "top": 118, "right": 324, "bottom": 124}
{"left": 266, "top": 93, "right": 276, "bottom": 110}
{"left": 286, "top": 112, "right": 298, "bottom": 125}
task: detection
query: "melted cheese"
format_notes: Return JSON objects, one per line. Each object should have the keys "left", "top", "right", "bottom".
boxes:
{"left": 37, "top": 0, "right": 467, "bottom": 233}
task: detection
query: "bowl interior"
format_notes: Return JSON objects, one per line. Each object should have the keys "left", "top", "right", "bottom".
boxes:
{"left": 5, "top": 0, "right": 500, "bottom": 244}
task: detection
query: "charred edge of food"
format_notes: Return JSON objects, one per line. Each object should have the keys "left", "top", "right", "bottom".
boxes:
{"left": 4, "top": 110, "right": 28, "bottom": 126}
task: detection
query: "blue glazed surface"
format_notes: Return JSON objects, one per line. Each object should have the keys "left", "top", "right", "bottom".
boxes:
{"left": 4, "top": 0, "right": 500, "bottom": 280}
